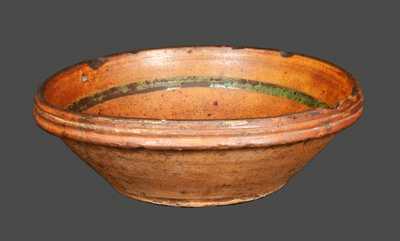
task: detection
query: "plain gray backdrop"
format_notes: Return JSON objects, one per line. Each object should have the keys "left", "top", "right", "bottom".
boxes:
{"left": 1, "top": 1, "right": 398, "bottom": 240}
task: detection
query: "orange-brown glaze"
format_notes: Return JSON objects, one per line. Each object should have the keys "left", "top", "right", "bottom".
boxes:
{"left": 84, "top": 87, "right": 310, "bottom": 119}
{"left": 64, "top": 135, "right": 333, "bottom": 207}
{"left": 43, "top": 47, "right": 354, "bottom": 109}
{"left": 34, "top": 46, "right": 363, "bottom": 207}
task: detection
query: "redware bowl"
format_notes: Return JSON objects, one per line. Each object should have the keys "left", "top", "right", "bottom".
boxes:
{"left": 33, "top": 46, "right": 363, "bottom": 207}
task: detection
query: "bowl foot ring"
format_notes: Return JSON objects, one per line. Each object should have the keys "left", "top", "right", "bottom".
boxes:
{"left": 115, "top": 183, "right": 287, "bottom": 207}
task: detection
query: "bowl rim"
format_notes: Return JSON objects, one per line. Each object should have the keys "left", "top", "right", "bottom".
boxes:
{"left": 33, "top": 46, "right": 364, "bottom": 149}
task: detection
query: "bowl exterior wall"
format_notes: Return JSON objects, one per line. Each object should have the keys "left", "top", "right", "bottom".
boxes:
{"left": 64, "top": 135, "right": 333, "bottom": 207}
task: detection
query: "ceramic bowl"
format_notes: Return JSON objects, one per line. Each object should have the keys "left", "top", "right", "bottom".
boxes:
{"left": 33, "top": 46, "right": 363, "bottom": 207}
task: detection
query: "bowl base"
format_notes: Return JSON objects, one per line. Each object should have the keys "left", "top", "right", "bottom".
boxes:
{"left": 114, "top": 183, "right": 286, "bottom": 207}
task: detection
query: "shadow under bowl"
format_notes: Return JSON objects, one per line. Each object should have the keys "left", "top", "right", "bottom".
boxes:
{"left": 33, "top": 46, "right": 363, "bottom": 207}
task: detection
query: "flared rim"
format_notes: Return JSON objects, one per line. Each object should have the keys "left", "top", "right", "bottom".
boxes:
{"left": 33, "top": 46, "right": 364, "bottom": 149}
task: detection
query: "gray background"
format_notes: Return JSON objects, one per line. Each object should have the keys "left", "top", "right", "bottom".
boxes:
{"left": 1, "top": 1, "right": 398, "bottom": 240}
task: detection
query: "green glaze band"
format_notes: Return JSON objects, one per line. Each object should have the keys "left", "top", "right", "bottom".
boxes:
{"left": 68, "top": 76, "right": 331, "bottom": 112}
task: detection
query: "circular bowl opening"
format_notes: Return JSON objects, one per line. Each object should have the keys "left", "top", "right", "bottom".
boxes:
{"left": 34, "top": 46, "right": 363, "bottom": 149}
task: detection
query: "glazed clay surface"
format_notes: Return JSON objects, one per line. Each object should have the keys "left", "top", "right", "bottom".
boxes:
{"left": 65, "top": 135, "right": 333, "bottom": 207}
{"left": 34, "top": 46, "right": 363, "bottom": 207}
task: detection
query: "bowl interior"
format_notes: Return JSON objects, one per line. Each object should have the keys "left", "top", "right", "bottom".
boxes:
{"left": 41, "top": 47, "right": 355, "bottom": 120}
